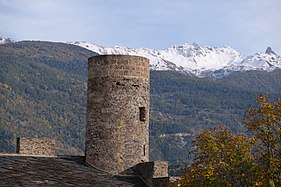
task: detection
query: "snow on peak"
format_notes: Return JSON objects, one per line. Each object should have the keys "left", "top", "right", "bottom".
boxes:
{"left": 0, "top": 36, "right": 15, "bottom": 44}
{"left": 160, "top": 43, "right": 244, "bottom": 74}
{"left": 70, "top": 41, "right": 281, "bottom": 78}
{"left": 241, "top": 47, "right": 281, "bottom": 72}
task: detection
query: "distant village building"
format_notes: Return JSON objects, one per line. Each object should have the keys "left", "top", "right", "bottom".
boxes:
{"left": 0, "top": 55, "right": 169, "bottom": 187}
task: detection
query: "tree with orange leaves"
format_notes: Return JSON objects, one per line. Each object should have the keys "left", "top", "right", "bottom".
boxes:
{"left": 170, "top": 126, "right": 257, "bottom": 187}
{"left": 245, "top": 94, "right": 281, "bottom": 186}
{"left": 170, "top": 94, "right": 281, "bottom": 187}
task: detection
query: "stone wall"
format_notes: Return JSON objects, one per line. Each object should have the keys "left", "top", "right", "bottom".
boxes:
{"left": 86, "top": 55, "right": 150, "bottom": 174}
{"left": 153, "top": 161, "right": 169, "bottom": 178}
{"left": 16, "top": 137, "right": 56, "bottom": 156}
{"left": 87, "top": 55, "right": 149, "bottom": 80}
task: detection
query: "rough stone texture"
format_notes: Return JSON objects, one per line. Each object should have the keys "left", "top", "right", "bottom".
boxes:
{"left": 152, "top": 161, "right": 169, "bottom": 178}
{"left": 0, "top": 155, "right": 147, "bottom": 186}
{"left": 86, "top": 55, "right": 150, "bottom": 174}
{"left": 16, "top": 137, "right": 56, "bottom": 156}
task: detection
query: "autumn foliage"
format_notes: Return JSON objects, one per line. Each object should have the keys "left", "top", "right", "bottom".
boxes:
{"left": 170, "top": 94, "right": 281, "bottom": 187}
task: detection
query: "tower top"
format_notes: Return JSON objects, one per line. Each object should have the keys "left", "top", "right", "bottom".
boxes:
{"left": 88, "top": 55, "right": 150, "bottom": 80}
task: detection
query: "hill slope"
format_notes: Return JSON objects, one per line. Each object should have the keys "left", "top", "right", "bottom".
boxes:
{"left": 0, "top": 41, "right": 96, "bottom": 154}
{"left": 149, "top": 70, "right": 280, "bottom": 162}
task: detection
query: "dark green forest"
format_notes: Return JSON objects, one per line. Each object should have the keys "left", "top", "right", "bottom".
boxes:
{"left": 0, "top": 41, "right": 280, "bottom": 175}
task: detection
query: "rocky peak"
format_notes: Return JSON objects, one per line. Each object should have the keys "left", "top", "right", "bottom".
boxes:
{"left": 265, "top": 47, "right": 276, "bottom": 55}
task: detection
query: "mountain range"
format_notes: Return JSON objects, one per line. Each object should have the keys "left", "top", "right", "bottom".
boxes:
{"left": 2, "top": 36, "right": 281, "bottom": 78}
{"left": 69, "top": 41, "right": 281, "bottom": 78}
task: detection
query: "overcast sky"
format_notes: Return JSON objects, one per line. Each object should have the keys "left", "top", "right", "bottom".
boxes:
{"left": 1, "top": 0, "right": 280, "bottom": 55}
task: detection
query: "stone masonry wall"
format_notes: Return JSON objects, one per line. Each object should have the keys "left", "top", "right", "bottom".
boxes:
{"left": 16, "top": 137, "right": 56, "bottom": 156}
{"left": 153, "top": 161, "right": 169, "bottom": 178}
{"left": 86, "top": 55, "right": 150, "bottom": 174}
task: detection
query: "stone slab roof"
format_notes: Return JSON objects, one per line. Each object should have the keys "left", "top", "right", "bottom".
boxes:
{"left": 0, "top": 154, "right": 147, "bottom": 187}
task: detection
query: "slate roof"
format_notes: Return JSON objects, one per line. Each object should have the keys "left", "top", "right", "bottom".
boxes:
{"left": 0, "top": 154, "right": 147, "bottom": 187}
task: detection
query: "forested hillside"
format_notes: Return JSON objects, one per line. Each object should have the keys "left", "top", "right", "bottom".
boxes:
{"left": 0, "top": 41, "right": 280, "bottom": 167}
{"left": 219, "top": 69, "right": 281, "bottom": 93}
{"left": 149, "top": 70, "right": 280, "bottom": 163}
{"left": 0, "top": 41, "right": 96, "bottom": 154}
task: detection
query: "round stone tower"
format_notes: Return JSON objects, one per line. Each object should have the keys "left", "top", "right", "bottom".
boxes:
{"left": 86, "top": 55, "right": 150, "bottom": 174}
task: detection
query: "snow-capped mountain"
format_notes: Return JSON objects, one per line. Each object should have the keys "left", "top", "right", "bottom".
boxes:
{"left": 240, "top": 47, "right": 281, "bottom": 72}
{"left": 1, "top": 35, "right": 280, "bottom": 78}
{"left": 0, "top": 36, "right": 15, "bottom": 44}
{"left": 70, "top": 41, "right": 281, "bottom": 78}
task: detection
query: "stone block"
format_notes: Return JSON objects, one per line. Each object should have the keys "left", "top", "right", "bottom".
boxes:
{"left": 16, "top": 137, "right": 56, "bottom": 156}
